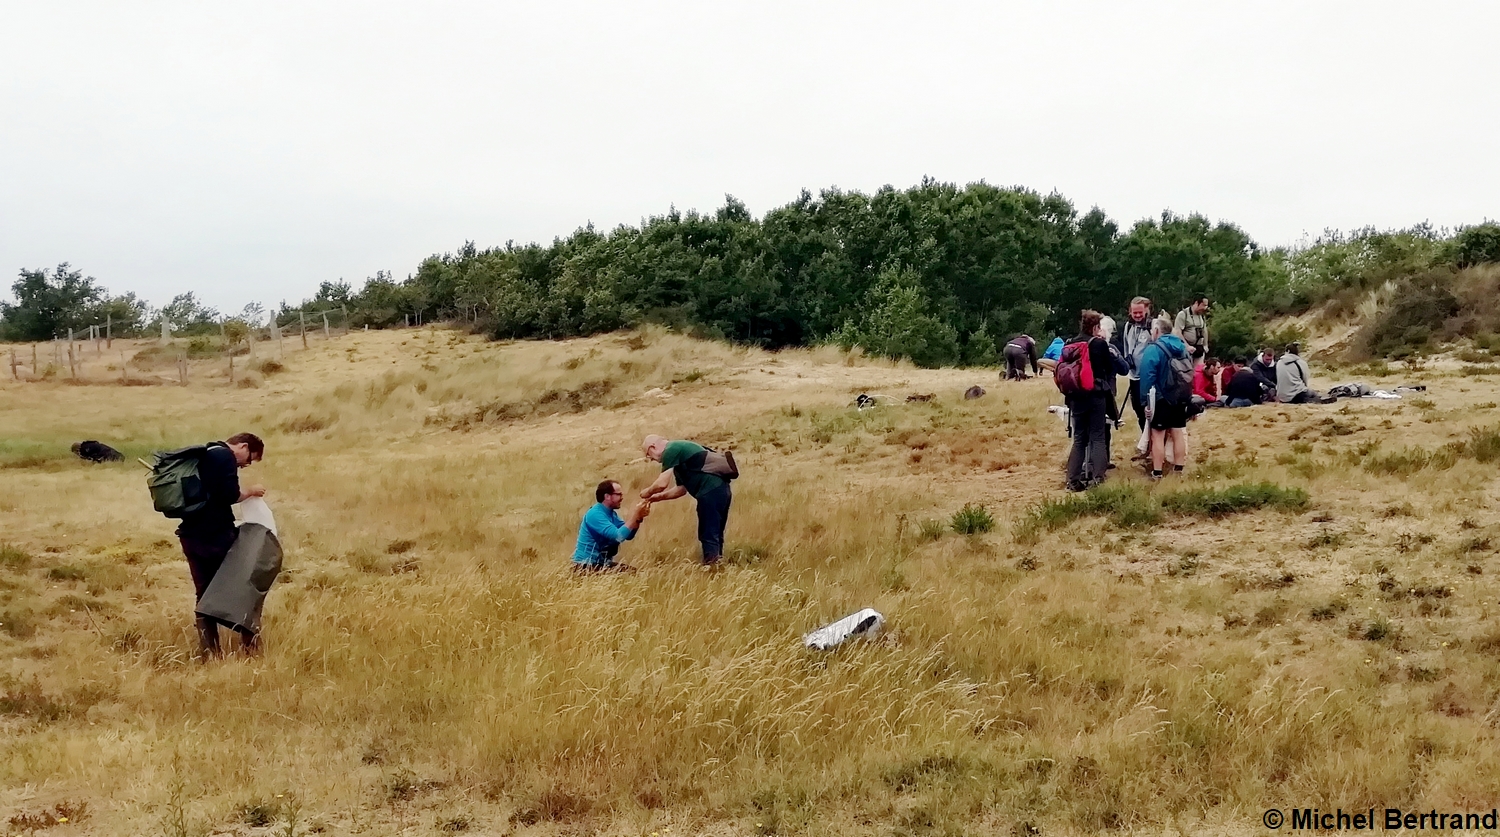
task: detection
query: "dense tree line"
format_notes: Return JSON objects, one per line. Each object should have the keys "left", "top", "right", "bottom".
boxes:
{"left": 5, "top": 180, "right": 1497, "bottom": 365}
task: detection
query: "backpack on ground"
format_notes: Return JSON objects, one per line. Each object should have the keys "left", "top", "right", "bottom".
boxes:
{"left": 1161, "top": 352, "right": 1196, "bottom": 406}
{"left": 146, "top": 443, "right": 220, "bottom": 518}
{"left": 1053, "top": 341, "right": 1095, "bottom": 396}
{"left": 686, "top": 447, "right": 739, "bottom": 481}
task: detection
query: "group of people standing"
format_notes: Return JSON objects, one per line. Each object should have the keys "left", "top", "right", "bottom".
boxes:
{"left": 1012, "top": 294, "right": 1332, "bottom": 492}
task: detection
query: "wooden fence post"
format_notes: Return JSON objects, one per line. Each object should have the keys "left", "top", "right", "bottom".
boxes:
{"left": 106, "top": 315, "right": 112, "bottom": 348}
{"left": 300, "top": 311, "right": 308, "bottom": 349}
{"left": 341, "top": 305, "right": 347, "bottom": 334}
{"left": 68, "top": 341, "right": 76, "bottom": 378}
{"left": 228, "top": 350, "right": 234, "bottom": 385}
{"left": 322, "top": 312, "right": 330, "bottom": 339}
{"left": 32, "top": 343, "right": 38, "bottom": 375}
{"left": 9, "top": 349, "right": 16, "bottom": 381}
{"left": 120, "top": 350, "right": 127, "bottom": 384}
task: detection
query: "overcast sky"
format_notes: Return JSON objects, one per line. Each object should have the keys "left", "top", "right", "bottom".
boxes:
{"left": 2, "top": 1, "right": 1496, "bottom": 313}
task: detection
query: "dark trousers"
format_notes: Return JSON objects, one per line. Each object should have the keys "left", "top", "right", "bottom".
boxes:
{"left": 179, "top": 530, "right": 238, "bottom": 601}
{"left": 696, "top": 484, "right": 732, "bottom": 564}
{"left": 1066, "top": 392, "right": 1111, "bottom": 487}
{"left": 1003, "top": 345, "right": 1030, "bottom": 380}
{"left": 180, "top": 529, "right": 249, "bottom": 652}
{"left": 1127, "top": 378, "right": 1148, "bottom": 431}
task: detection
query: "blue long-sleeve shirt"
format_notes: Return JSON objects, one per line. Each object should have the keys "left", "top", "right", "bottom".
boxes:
{"left": 572, "top": 503, "right": 636, "bottom": 566}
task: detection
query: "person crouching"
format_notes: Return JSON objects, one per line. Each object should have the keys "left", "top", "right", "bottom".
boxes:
{"left": 572, "top": 480, "right": 650, "bottom": 573}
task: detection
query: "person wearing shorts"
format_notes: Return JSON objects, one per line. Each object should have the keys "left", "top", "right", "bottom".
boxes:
{"left": 1138, "top": 318, "right": 1192, "bottom": 480}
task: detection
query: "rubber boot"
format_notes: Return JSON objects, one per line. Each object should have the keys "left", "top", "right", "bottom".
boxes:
{"left": 195, "top": 616, "right": 222, "bottom": 660}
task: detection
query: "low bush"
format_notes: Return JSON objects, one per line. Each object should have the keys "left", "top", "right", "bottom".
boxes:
{"left": 1018, "top": 482, "right": 1308, "bottom": 541}
{"left": 950, "top": 504, "right": 995, "bottom": 535}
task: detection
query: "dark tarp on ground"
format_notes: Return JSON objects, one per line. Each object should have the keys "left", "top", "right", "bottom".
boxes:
{"left": 195, "top": 522, "right": 282, "bottom": 636}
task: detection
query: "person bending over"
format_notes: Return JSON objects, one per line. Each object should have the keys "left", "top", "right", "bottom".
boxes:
{"left": 573, "top": 480, "right": 650, "bottom": 573}
{"left": 176, "top": 433, "right": 265, "bottom": 658}
{"left": 641, "top": 435, "right": 733, "bottom": 567}
{"left": 1002, "top": 334, "right": 1040, "bottom": 380}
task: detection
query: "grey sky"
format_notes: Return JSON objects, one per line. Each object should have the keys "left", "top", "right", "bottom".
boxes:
{"left": 2, "top": 1, "right": 1496, "bottom": 313}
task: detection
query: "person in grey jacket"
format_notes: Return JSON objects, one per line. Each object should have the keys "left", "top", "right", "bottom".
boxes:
{"left": 1276, "top": 342, "right": 1331, "bottom": 404}
{"left": 1110, "top": 296, "right": 1155, "bottom": 434}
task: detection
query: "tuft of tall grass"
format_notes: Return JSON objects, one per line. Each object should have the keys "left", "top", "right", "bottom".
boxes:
{"left": 1018, "top": 482, "right": 1308, "bottom": 541}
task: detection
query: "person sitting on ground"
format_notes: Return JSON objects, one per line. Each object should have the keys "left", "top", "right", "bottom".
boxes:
{"left": 1139, "top": 318, "right": 1192, "bottom": 480}
{"left": 1193, "top": 357, "right": 1225, "bottom": 408}
{"left": 1038, "top": 336, "right": 1064, "bottom": 374}
{"left": 1002, "top": 334, "right": 1040, "bottom": 380}
{"left": 1224, "top": 357, "right": 1267, "bottom": 407}
{"left": 1276, "top": 342, "right": 1333, "bottom": 404}
{"left": 573, "top": 480, "right": 650, "bottom": 573}
{"left": 176, "top": 433, "right": 266, "bottom": 659}
{"left": 1250, "top": 348, "right": 1278, "bottom": 397}
{"left": 641, "top": 435, "right": 733, "bottom": 567}
{"left": 1218, "top": 357, "right": 1239, "bottom": 397}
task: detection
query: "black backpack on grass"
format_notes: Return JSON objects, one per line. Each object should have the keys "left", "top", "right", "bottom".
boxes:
{"left": 146, "top": 443, "right": 223, "bottom": 518}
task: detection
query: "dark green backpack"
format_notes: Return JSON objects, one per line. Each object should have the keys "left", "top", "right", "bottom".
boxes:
{"left": 146, "top": 443, "right": 220, "bottom": 518}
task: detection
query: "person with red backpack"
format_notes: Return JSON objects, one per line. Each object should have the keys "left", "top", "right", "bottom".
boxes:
{"left": 1055, "top": 310, "right": 1116, "bottom": 492}
{"left": 1138, "top": 318, "right": 1195, "bottom": 481}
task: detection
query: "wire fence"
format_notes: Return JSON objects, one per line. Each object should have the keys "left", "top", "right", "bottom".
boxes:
{"left": 4, "top": 305, "right": 369, "bottom": 386}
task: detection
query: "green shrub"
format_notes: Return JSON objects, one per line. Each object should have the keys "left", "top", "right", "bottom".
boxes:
{"left": 1452, "top": 222, "right": 1500, "bottom": 267}
{"left": 0, "top": 545, "right": 31, "bottom": 570}
{"left": 1359, "top": 275, "right": 1461, "bottom": 358}
{"left": 950, "top": 504, "right": 995, "bottom": 535}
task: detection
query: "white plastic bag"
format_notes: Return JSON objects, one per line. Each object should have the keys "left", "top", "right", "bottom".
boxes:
{"left": 235, "top": 497, "right": 278, "bottom": 537}
{"left": 804, "top": 608, "right": 885, "bottom": 650}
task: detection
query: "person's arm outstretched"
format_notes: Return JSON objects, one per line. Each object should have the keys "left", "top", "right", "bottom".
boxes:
{"left": 641, "top": 469, "right": 687, "bottom": 502}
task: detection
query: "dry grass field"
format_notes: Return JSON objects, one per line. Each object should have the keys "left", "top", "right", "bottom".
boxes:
{"left": 3, "top": 327, "right": 1500, "bottom": 836}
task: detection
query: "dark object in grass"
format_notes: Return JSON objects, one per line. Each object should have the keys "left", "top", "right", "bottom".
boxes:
{"left": 71, "top": 441, "right": 123, "bottom": 463}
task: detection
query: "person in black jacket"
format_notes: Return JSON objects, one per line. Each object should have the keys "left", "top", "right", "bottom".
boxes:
{"left": 178, "top": 432, "right": 266, "bottom": 658}
{"left": 1065, "top": 310, "right": 1115, "bottom": 492}
{"left": 1002, "top": 334, "right": 1040, "bottom": 380}
{"left": 1249, "top": 348, "right": 1278, "bottom": 396}
{"left": 1224, "top": 357, "right": 1268, "bottom": 407}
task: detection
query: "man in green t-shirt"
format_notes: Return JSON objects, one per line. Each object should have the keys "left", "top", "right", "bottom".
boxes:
{"left": 640, "top": 435, "right": 732, "bottom": 566}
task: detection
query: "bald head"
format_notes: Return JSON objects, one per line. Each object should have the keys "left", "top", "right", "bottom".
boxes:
{"left": 642, "top": 435, "right": 668, "bottom": 462}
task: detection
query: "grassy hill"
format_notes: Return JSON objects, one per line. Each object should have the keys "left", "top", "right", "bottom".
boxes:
{"left": 3, "top": 326, "right": 1500, "bottom": 835}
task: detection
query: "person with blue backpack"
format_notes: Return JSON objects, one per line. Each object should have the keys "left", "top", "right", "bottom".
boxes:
{"left": 1054, "top": 310, "right": 1115, "bottom": 492}
{"left": 1137, "top": 318, "right": 1196, "bottom": 481}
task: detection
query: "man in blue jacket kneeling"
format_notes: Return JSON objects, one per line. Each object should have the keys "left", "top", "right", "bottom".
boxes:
{"left": 573, "top": 480, "right": 651, "bottom": 573}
